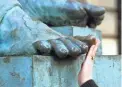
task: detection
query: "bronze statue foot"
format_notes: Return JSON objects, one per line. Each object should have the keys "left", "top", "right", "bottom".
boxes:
{"left": 18, "top": 0, "right": 105, "bottom": 28}
{"left": 33, "top": 36, "right": 95, "bottom": 59}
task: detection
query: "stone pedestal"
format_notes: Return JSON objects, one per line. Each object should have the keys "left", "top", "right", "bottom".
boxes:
{"left": 33, "top": 55, "right": 121, "bottom": 87}
{"left": 0, "top": 55, "right": 121, "bottom": 87}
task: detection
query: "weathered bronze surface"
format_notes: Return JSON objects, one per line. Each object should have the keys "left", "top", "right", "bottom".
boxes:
{"left": 0, "top": 0, "right": 104, "bottom": 58}
{"left": 19, "top": 0, "right": 105, "bottom": 28}
{"left": 33, "top": 36, "right": 94, "bottom": 58}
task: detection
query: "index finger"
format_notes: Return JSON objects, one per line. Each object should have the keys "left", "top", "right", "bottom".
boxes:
{"left": 85, "top": 38, "right": 100, "bottom": 61}
{"left": 92, "top": 39, "right": 100, "bottom": 57}
{"left": 85, "top": 45, "right": 95, "bottom": 60}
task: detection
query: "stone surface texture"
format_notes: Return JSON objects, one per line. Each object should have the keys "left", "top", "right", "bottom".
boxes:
{"left": 33, "top": 55, "right": 121, "bottom": 87}
{"left": 0, "top": 56, "right": 32, "bottom": 87}
{"left": 0, "top": 55, "right": 121, "bottom": 87}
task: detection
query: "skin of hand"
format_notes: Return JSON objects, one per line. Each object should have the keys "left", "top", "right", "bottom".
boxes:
{"left": 78, "top": 38, "right": 100, "bottom": 86}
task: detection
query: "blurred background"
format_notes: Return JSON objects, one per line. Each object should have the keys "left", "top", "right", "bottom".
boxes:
{"left": 79, "top": 0, "right": 121, "bottom": 55}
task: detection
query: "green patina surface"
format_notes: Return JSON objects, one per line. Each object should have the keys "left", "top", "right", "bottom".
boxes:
{"left": 0, "top": 55, "right": 121, "bottom": 87}
{"left": 33, "top": 55, "right": 121, "bottom": 87}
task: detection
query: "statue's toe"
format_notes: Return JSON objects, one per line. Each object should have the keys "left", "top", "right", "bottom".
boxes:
{"left": 84, "top": 4, "right": 105, "bottom": 16}
{"left": 33, "top": 41, "right": 52, "bottom": 54}
{"left": 87, "top": 15, "right": 104, "bottom": 28}
{"left": 87, "top": 23, "right": 97, "bottom": 28}
{"left": 49, "top": 39, "right": 69, "bottom": 58}
{"left": 59, "top": 38, "right": 81, "bottom": 57}
{"left": 90, "top": 6, "right": 105, "bottom": 16}
{"left": 68, "top": 37, "right": 89, "bottom": 54}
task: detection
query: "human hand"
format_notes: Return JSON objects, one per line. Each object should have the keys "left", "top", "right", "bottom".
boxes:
{"left": 78, "top": 38, "right": 100, "bottom": 86}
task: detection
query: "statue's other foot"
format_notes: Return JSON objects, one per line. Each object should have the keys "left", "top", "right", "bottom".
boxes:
{"left": 33, "top": 35, "right": 95, "bottom": 59}
{"left": 18, "top": 0, "right": 105, "bottom": 28}
{"left": 64, "top": 1, "right": 105, "bottom": 28}
{"left": 82, "top": 3, "right": 105, "bottom": 28}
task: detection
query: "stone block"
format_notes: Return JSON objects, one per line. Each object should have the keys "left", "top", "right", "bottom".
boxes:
{"left": 93, "top": 55, "right": 121, "bottom": 87}
{"left": 33, "top": 55, "right": 121, "bottom": 87}
{"left": 52, "top": 26, "right": 102, "bottom": 54}
{"left": 0, "top": 56, "right": 32, "bottom": 87}
{"left": 0, "top": 55, "right": 120, "bottom": 87}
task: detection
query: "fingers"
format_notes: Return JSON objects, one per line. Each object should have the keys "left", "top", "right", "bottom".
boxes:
{"left": 85, "top": 39, "right": 100, "bottom": 61}
{"left": 85, "top": 45, "right": 96, "bottom": 60}
{"left": 92, "top": 39, "right": 100, "bottom": 57}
